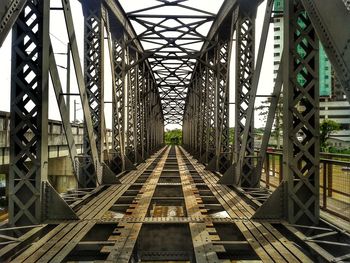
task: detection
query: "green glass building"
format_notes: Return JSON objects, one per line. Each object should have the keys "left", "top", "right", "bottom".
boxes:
{"left": 273, "top": 0, "right": 350, "bottom": 145}
{"left": 273, "top": 0, "right": 332, "bottom": 97}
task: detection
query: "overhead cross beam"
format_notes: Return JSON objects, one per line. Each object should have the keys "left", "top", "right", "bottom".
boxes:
{"left": 124, "top": 0, "right": 223, "bottom": 124}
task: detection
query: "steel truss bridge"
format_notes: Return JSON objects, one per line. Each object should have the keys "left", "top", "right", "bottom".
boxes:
{"left": 0, "top": 0, "right": 349, "bottom": 262}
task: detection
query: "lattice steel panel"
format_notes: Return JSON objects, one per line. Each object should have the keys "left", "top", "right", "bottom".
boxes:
{"left": 136, "top": 63, "right": 145, "bottom": 160}
{"left": 235, "top": 12, "right": 256, "bottom": 187}
{"left": 216, "top": 42, "right": 231, "bottom": 173}
{"left": 199, "top": 64, "right": 208, "bottom": 160}
{"left": 125, "top": 1, "right": 217, "bottom": 125}
{"left": 283, "top": 0, "right": 320, "bottom": 224}
{"left": 82, "top": 5, "right": 104, "bottom": 187}
{"left": 111, "top": 38, "right": 125, "bottom": 173}
{"left": 9, "top": 0, "right": 49, "bottom": 226}
{"left": 206, "top": 55, "right": 216, "bottom": 164}
{"left": 126, "top": 54, "right": 137, "bottom": 164}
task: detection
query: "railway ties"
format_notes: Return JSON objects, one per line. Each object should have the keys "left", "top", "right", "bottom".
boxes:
{"left": 0, "top": 146, "right": 314, "bottom": 262}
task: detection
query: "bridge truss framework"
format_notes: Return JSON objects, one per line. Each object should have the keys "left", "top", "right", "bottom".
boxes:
{"left": 0, "top": 0, "right": 349, "bottom": 257}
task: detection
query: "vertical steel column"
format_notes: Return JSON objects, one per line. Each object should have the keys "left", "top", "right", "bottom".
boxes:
{"left": 9, "top": 0, "right": 50, "bottom": 226}
{"left": 193, "top": 76, "right": 201, "bottom": 156}
{"left": 193, "top": 83, "right": 200, "bottom": 154}
{"left": 153, "top": 93, "right": 163, "bottom": 149}
{"left": 215, "top": 42, "right": 230, "bottom": 173}
{"left": 253, "top": 0, "right": 320, "bottom": 224}
{"left": 235, "top": 6, "right": 256, "bottom": 187}
{"left": 206, "top": 54, "right": 216, "bottom": 165}
{"left": 126, "top": 52, "right": 138, "bottom": 164}
{"left": 82, "top": 1, "right": 104, "bottom": 187}
{"left": 144, "top": 72, "right": 151, "bottom": 157}
{"left": 136, "top": 63, "right": 145, "bottom": 161}
{"left": 199, "top": 64, "right": 209, "bottom": 162}
{"left": 149, "top": 81, "right": 157, "bottom": 152}
{"left": 283, "top": 0, "right": 320, "bottom": 224}
{"left": 9, "top": 0, "right": 77, "bottom": 225}
{"left": 111, "top": 37, "right": 126, "bottom": 173}
{"left": 152, "top": 90, "right": 158, "bottom": 151}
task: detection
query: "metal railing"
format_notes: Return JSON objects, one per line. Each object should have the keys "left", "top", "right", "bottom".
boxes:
{"left": 259, "top": 149, "right": 350, "bottom": 221}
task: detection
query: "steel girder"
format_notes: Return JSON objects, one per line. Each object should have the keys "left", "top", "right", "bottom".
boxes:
{"left": 283, "top": 0, "right": 320, "bottom": 225}
{"left": 104, "top": 4, "right": 163, "bottom": 172}
{"left": 126, "top": 52, "right": 138, "bottom": 164}
{"left": 212, "top": 41, "right": 231, "bottom": 173}
{"left": 9, "top": 0, "right": 77, "bottom": 226}
{"left": 220, "top": 0, "right": 274, "bottom": 186}
{"left": 124, "top": 0, "right": 218, "bottom": 125}
{"left": 109, "top": 37, "right": 163, "bottom": 169}
{"left": 81, "top": 0, "right": 105, "bottom": 187}
{"left": 5, "top": 0, "right": 164, "bottom": 226}
{"left": 183, "top": 64, "right": 205, "bottom": 159}
{"left": 110, "top": 37, "right": 128, "bottom": 173}
{"left": 137, "top": 63, "right": 146, "bottom": 160}
{"left": 124, "top": 49, "right": 164, "bottom": 164}
{"left": 9, "top": 0, "right": 49, "bottom": 226}
{"left": 96, "top": 0, "right": 165, "bottom": 173}
{"left": 183, "top": 1, "right": 240, "bottom": 175}
{"left": 183, "top": 39, "right": 232, "bottom": 173}
{"left": 62, "top": 0, "right": 107, "bottom": 187}
{"left": 205, "top": 54, "right": 216, "bottom": 165}
{"left": 0, "top": 0, "right": 26, "bottom": 46}
{"left": 198, "top": 67, "right": 206, "bottom": 158}
{"left": 234, "top": 6, "right": 257, "bottom": 187}
{"left": 49, "top": 43, "right": 80, "bottom": 183}
{"left": 300, "top": 0, "right": 350, "bottom": 104}
{"left": 254, "top": 0, "right": 320, "bottom": 224}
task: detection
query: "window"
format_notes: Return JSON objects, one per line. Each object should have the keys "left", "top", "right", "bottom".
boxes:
{"left": 274, "top": 44, "right": 280, "bottom": 48}
{"left": 274, "top": 27, "right": 280, "bottom": 31}
{"left": 274, "top": 36, "right": 280, "bottom": 40}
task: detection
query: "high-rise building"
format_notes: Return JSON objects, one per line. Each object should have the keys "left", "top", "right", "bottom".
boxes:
{"left": 273, "top": 0, "right": 332, "bottom": 96}
{"left": 273, "top": 0, "right": 350, "bottom": 148}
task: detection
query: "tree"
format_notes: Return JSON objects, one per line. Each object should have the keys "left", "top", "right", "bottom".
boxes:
{"left": 229, "top": 127, "right": 235, "bottom": 145}
{"left": 164, "top": 129, "right": 182, "bottom": 145}
{"left": 320, "top": 119, "right": 340, "bottom": 151}
{"left": 255, "top": 95, "right": 283, "bottom": 148}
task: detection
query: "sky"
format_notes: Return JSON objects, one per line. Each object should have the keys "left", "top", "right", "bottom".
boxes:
{"left": 0, "top": 0, "right": 274, "bottom": 130}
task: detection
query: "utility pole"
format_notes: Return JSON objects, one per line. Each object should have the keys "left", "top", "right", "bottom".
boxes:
{"left": 66, "top": 43, "right": 71, "bottom": 120}
{"left": 74, "top": 99, "right": 77, "bottom": 123}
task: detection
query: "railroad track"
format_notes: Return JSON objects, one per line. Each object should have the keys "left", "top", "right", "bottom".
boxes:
{"left": 0, "top": 146, "right": 317, "bottom": 262}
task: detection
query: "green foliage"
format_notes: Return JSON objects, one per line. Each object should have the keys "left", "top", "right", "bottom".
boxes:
{"left": 255, "top": 95, "right": 283, "bottom": 148}
{"left": 164, "top": 129, "right": 182, "bottom": 145}
{"left": 320, "top": 119, "right": 341, "bottom": 151}
{"left": 328, "top": 147, "right": 350, "bottom": 155}
{"left": 229, "top": 127, "right": 235, "bottom": 145}
{"left": 254, "top": 127, "right": 265, "bottom": 134}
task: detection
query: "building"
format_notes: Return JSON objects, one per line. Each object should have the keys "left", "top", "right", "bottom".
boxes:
{"left": 273, "top": 0, "right": 350, "bottom": 148}
{"left": 320, "top": 77, "right": 350, "bottom": 147}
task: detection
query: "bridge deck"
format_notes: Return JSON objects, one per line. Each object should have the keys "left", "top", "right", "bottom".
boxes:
{"left": 0, "top": 146, "right": 313, "bottom": 262}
